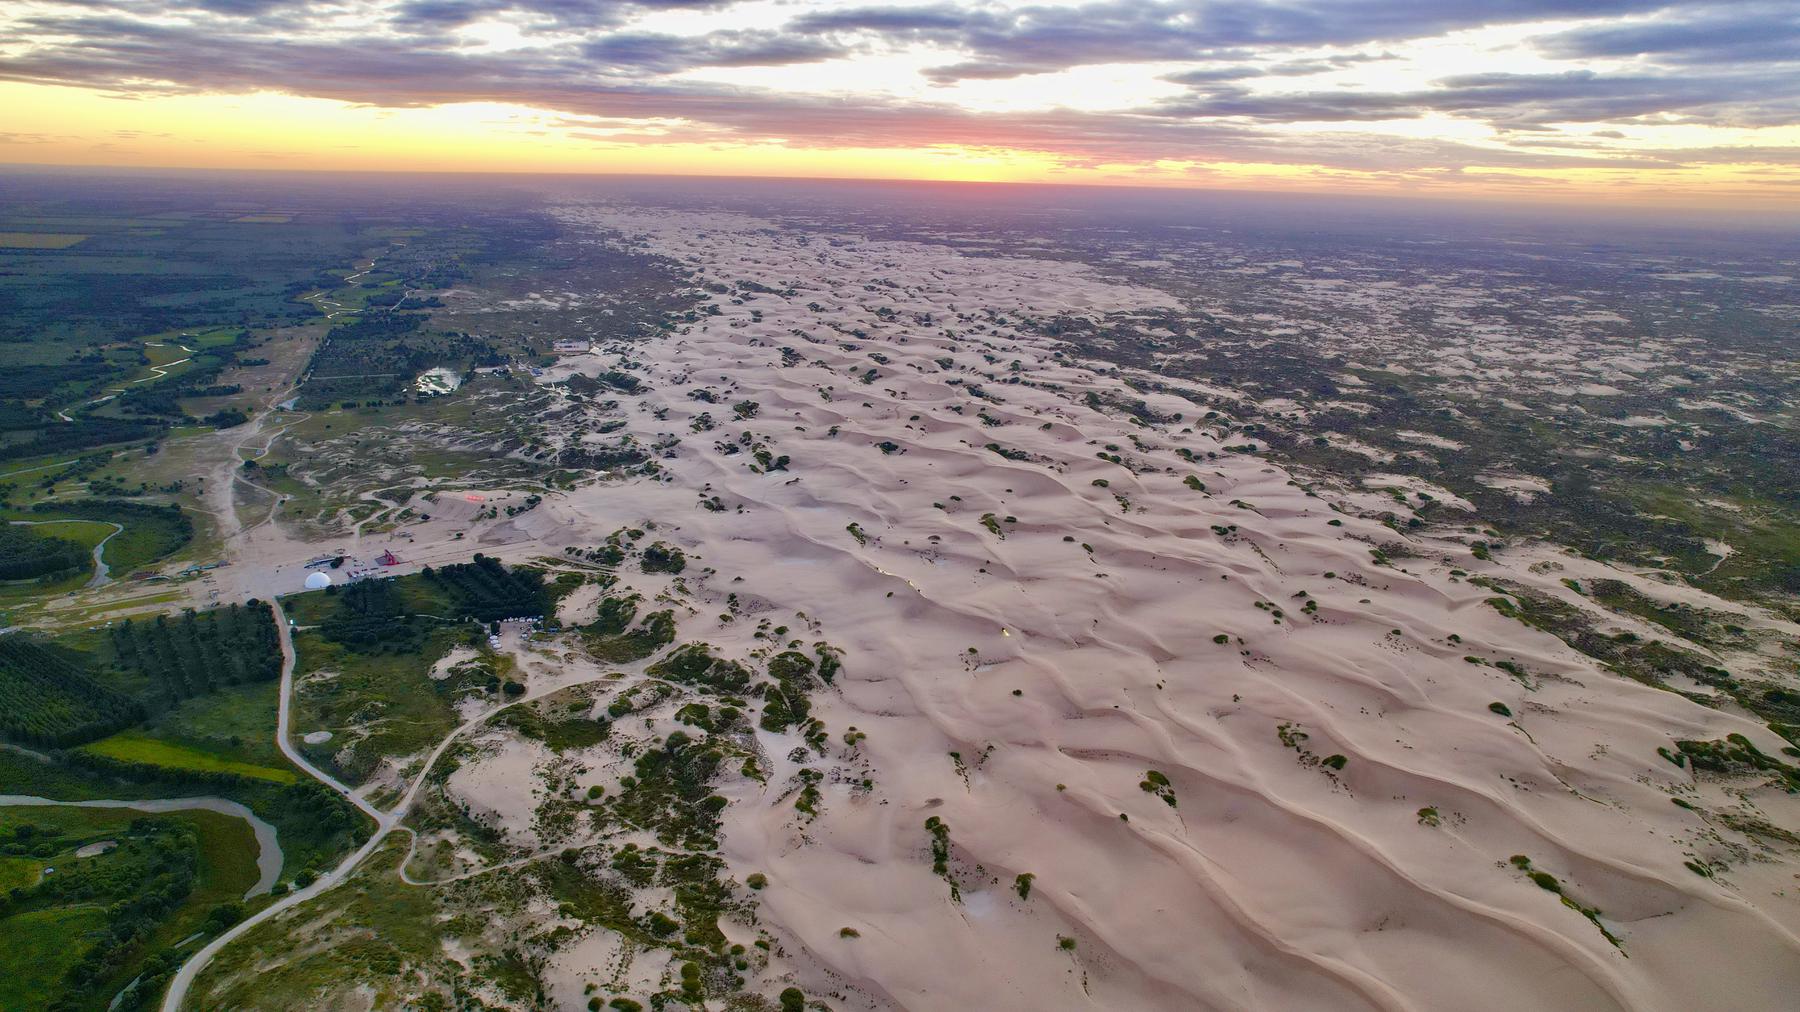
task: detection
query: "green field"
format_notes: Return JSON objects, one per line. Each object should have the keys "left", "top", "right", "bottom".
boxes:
{"left": 80, "top": 730, "right": 298, "bottom": 784}
{"left": 4, "top": 500, "right": 190, "bottom": 576}
{"left": 0, "top": 852, "right": 45, "bottom": 892}
{"left": 135, "top": 680, "right": 286, "bottom": 770}
{"left": 10, "top": 519, "right": 110, "bottom": 553}
{"left": 291, "top": 626, "right": 467, "bottom": 785}
{"left": 0, "top": 804, "right": 262, "bottom": 1011}
{"left": 0, "top": 908, "right": 108, "bottom": 1010}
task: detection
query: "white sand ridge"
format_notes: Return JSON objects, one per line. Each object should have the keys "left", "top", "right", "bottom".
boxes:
{"left": 523, "top": 204, "right": 1800, "bottom": 1011}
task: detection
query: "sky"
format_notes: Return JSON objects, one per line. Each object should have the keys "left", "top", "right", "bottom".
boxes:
{"left": 2, "top": 0, "right": 1798, "bottom": 207}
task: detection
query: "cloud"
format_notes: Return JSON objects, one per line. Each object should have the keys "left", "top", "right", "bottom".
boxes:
{"left": 794, "top": 0, "right": 1674, "bottom": 81}
{"left": 391, "top": 0, "right": 735, "bottom": 31}
{"left": 580, "top": 30, "right": 850, "bottom": 74}
{"left": 1533, "top": 3, "right": 1800, "bottom": 66}
{"left": 1160, "top": 70, "right": 1800, "bottom": 129}
{"left": 1, "top": 0, "right": 1796, "bottom": 182}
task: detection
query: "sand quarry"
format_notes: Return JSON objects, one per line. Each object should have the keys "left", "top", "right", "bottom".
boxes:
{"left": 217, "top": 205, "right": 1800, "bottom": 1009}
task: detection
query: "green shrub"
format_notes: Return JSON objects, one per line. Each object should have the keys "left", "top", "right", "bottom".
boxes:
{"left": 641, "top": 543, "right": 687, "bottom": 574}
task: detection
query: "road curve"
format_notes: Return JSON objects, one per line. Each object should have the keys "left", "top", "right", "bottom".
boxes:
{"left": 159, "top": 598, "right": 382, "bottom": 1012}
{"left": 7, "top": 518, "right": 123, "bottom": 588}
{"left": 159, "top": 600, "right": 600, "bottom": 1009}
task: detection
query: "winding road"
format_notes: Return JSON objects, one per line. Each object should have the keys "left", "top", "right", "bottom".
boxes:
{"left": 158, "top": 600, "right": 611, "bottom": 1010}
{"left": 157, "top": 599, "right": 381, "bottom": 1012}
{"left": 8, "top": 518, "right": 124, "bottom": 588}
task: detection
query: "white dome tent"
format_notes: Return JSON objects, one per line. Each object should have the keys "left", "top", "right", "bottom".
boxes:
{"left": 304, "top": 571, "right": 332, "bottom": 590}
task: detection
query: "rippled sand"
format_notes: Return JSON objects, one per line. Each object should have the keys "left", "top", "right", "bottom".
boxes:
{"left": 458, "top": 205, "right": 1800, "bottom": 1009}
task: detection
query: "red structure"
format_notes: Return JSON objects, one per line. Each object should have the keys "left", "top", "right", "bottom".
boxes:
{"left": 377, "top": 550, "right": 400, "bottom": 566}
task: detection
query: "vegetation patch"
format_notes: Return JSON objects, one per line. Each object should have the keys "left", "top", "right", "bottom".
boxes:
{"left": 79, "top": 730, "right": 298, "bottom": 784}
{"left": 108, "top": 600, "right": 281, "bottom": 706}
{"left": 0, "top": 805, "right": 260, "bottom": 1011}
{"left": 1507, "top": 854, "right": 1623, "bottom": 950}
{"left": 925, "top": 815, "right": 959, "bottom": 900}
{"left": 0, "top": 634, "right": 144, "bottom": 748}
{"left": 1676, "top": 734, "right": 1800, "bottom": 792}
{"left": 0, "top": 525, "right": 90, "bottom": 581}
{"left": 647, "top": 644, "right": 752, "bottom": 695}
{"left": 1138, "top": 770, "right": 1177, "bottom": 807}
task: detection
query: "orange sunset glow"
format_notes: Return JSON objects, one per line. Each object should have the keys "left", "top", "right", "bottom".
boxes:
{"left": 3, "top": 1, "right": 1798, "bottom": 207}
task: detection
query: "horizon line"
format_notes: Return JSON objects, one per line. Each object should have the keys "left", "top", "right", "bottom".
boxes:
{"left": 4, "top": 161, "right": 1796, "bottom": 226}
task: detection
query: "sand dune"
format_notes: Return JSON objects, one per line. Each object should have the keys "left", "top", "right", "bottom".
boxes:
{"left": 467, "top": 205, "right": 1800, "bottom": 1009}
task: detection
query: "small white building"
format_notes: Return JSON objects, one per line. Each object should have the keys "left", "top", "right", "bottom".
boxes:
{"left": 304, "top": 571, "right": 332, "bottom": 590}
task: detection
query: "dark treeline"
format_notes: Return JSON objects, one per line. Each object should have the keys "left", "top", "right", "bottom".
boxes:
{"left": 0, "top": 362, "right": 112, "bottom": 399}
{"left": 0, "top": 524, "right": 90, "bottom": 580}
{"left": 0, "top": 417, "right": 165, "bottom": 463}
{"left": 110, "top": 601, "right": 281, "bottom": 705}
{"left": 0, "top": 635, "right": 145, "bottom": 748}
{"left": 425, "top": 554, "right": 551, "bottom": 621}
{"left": 319, "top": 577, "right": 432, "bottom": 653}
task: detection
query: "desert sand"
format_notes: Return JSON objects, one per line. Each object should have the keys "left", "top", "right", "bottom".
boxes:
{"left": 177, "top": 203, "right": 1800, "bottom": 1010}
{"left": 429, "top": 204, "right": 1795, "bottom": 1010}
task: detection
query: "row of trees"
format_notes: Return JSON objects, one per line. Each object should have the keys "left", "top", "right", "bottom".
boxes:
{"left": 109, "top": 601, "right": 281, "bottom": 705}
{"left": 0, "top": 635, "right": 144, "bottom": 748}
{"left": 320, "top": 578, "right": 431, "bottom": 653}
{"left": 318, "top": 557, "right": 550, "bottom": 653}
{"left": 424, "top": 554, "right": 551, "bottom": 622}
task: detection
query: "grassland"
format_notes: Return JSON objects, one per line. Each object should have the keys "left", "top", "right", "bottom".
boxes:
{"left": 80, "top": 730, "right": 298, "bottom": 784}
{"left": 291, "top": 625, "right": 472, "bottom": 785}
{"left": 0, "top": 804, "right": 262, "bottom": 1011}
{"left": 0, "top": 908, "right": 107, "bottom": 1009}
{"left": 0, "top": 852, "right": 44, "bottom": 892}
{"left": 11, "top": 519, "right": 111, "bottom": 554}
{"left": 188, "top": 836, "right": 457, "bottom": 1008}
{"left": 133, "top": 680, "right": 287, "bottom": 770}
